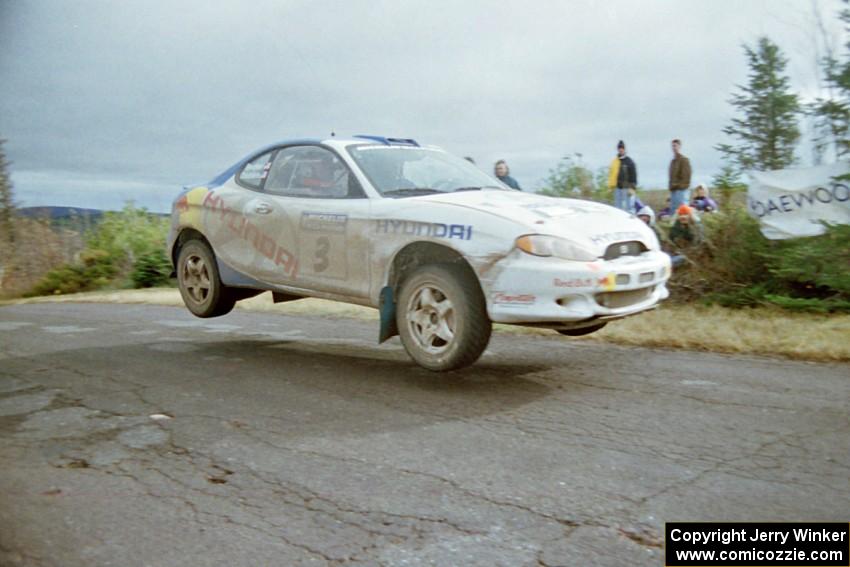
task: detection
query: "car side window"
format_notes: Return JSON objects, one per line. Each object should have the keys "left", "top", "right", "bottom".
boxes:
{"left": 264, "top": 146, "right": 364, "bottom": 199}
{"left": 236, "top": 151, "right": 275, "bottom": 190}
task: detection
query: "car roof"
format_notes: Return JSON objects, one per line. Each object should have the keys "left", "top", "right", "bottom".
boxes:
{"left": 206, "top": 138, "right": 321, "bottom": 188}
{"left": 205, "top": 135, "right": 433, "bottom": 188}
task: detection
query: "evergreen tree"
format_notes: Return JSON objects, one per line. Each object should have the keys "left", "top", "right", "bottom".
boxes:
{"left": 711, "top": 161, "right": 747, "bottom": 207}
{"left": 0, "top": 139, "right": 16, "bottom": 249}
{"left": 811, "top": 2, "right": 850, "bottom": 160}
{"left": 716, "top": 37, "right": 801, "bottom": 171}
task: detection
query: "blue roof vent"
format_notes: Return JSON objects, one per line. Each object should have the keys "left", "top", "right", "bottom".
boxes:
{"left": 354, "top": 135, "right": 419, "bottom": 147}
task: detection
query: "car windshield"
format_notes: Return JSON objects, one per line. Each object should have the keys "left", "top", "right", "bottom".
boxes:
{"left": 347, "top": 145, "right": 510, "bottom": 197}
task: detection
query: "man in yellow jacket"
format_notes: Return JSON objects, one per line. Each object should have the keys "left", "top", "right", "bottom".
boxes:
{"left": 608, "top": 140, "right": 637, "bottom": 211}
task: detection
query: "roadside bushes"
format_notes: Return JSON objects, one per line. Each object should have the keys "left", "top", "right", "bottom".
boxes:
{"left": 668, "top": 208, "right": 850, "bottom": 313}
{"left": 26, "top": 204, "right": 172, "bottom": 296}
{"left": 130, "top": 248, "right": 172, "bottom": 288}
{"left": 28, "top": 249, "right": 117, "bottom": 296}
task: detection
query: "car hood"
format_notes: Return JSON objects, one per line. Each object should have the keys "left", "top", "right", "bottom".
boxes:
{"left": 418, "top": 189, "right": 658, "bottom": 252}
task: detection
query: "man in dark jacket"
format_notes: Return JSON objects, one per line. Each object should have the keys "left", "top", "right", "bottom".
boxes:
{"left": 668, "top": 138, "right": 692, "bottom": 212}
{"left": 608, "top": 140, "right": 637, "bottom": 211}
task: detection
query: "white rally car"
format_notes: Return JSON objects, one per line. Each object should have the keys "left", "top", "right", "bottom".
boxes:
{"left": 168, "top": 136, "right": 670, "bottom": 371}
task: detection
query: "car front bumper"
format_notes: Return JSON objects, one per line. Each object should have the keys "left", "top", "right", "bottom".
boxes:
{"left": 483, "top": 250, "right": 671, "bottom": 327}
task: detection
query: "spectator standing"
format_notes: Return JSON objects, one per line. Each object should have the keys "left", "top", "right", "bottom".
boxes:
{"left": 608, "top": 140, "right": 638, "bottom": 211}
{"left": 494, "top": 160, "right": 521, "bottom": 190}
{"left": 690, "top": 183, "right": 718, "bottom": 213}
{"left": 668, "top": 139, "right": 692, "bottom": 212}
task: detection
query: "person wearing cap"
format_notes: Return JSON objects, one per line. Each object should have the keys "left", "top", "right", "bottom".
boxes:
{"left": 639, "top": 205, "right": 686, "bottom": 268}
{"left": 636, "top": 205, "right": 661, "bottom": 242}
{"left": 690, "top": 183, "right": 718, "bottom": 213}
{"left": 668, "top": 204, "right": 702, "bottom": 249}
{"left": 494, "top": 160, "right": 521, "bottom": 190}
{"left": 668, "top": 139, "right": 692, "bottom": 213}
{"left": 608, "top": 140, "right": 638, "bottom": 211}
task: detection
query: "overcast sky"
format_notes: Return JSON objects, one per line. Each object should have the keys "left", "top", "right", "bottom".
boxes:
{"left": 1, "top": 0, "right": 846, "bottom": 211}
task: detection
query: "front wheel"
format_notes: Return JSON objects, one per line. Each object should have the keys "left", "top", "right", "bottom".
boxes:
{"left": 176, "top": 239, "right": 235, "bottom": 318}
{"left": 396, "top": 263, "right": 492, "bottom": 371}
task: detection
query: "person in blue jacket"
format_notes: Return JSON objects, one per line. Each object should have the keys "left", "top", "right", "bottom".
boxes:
{"left": 494, "top": 160, "right": 521, "bottom": 190}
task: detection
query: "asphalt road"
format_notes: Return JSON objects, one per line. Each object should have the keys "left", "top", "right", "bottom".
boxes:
{"left": 0, "top": 303, "right": 848, "bottom": 567}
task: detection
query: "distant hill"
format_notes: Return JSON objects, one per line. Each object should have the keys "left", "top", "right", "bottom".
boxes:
{"left": 18, "top": 206, "right": 106, "bottom": 221}
{"left": 16, "top": 206, "right": 167, "bottom": 233}
{"left": 19, "top": 206, "right": 168, "bottom": 220}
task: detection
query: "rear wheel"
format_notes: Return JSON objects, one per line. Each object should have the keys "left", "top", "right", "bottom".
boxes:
{"left": 176, "top": 240, "right": 235, "bottom": 318}
{"left": 397, "top": 263, "right": 491, "bottom": 371}
{"left": 556, "top": 323, "right": 607, "bottom": 337}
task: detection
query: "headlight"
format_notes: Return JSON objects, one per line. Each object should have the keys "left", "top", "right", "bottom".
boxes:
{"left": 515, "top": 234, "right": 598, "bottom": 261}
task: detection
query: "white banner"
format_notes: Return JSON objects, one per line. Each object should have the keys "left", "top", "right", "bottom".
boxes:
{"left": 747, "top": 162, "right": 850, "bottom": 239}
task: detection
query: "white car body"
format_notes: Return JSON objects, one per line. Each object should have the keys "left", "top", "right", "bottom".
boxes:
{"left": 168, "top": 137, "right": 670, "bottom": 351}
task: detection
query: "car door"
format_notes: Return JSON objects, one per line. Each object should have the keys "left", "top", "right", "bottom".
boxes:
{"left": 252, "top": 145, "right": 371, "bottom": 298}
{"left": 204, "top": 149, "right": 284, "bottom": 282}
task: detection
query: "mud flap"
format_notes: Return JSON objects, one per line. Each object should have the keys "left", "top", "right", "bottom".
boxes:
{"left": 378, "top": 285, "right": 398, "bottom": 343}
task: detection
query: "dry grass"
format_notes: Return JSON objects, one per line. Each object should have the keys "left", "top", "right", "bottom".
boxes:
{"left": 3, "top": 288, "right": 848, "bottom": 362}
{"left": 0, "top": 217, "right": 82, "bottom": 297}
{"left": 579, "top": 305, "right": 850, "bottom": 362}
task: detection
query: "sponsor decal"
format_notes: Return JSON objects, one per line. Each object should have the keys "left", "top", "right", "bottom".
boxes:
{"left": 301, "top": 212, "right": 348, "bottom": 233}
{"left": 176, "top": 186, "right": 209, "bottom": 227}
{"left": 589, "top": 231, "right": 642, "bottom": 246}
{"left": 376, "top": 219, "right": 472, "bottom": 240}
{"left": 748, "top": 183, "right": 849, "bottom": 217}
{"left": 554, "top": 277, "right": 594, "bottom": 288}
{"left": 597, "top": 273, "right": 616, "bottom": 291}
{"left": 202, "top": 191, "right": 298, "bottom": 277}
{"left": 492, "top": 292, "right": 535, "bottom": 306}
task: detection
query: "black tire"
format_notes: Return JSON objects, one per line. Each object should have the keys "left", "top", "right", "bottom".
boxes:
{"left": 176, "top": 239, "right": 235, "bottom": 318}
{"left": 396, "top": 263, "right": 492, "bottom": 371}
{"left": 556, "top": 323, "right": 607, "bottom": 337}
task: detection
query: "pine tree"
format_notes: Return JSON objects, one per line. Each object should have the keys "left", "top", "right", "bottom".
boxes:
{"left": 0, "top": 139, "right": 16, "bottom": 250}
{"left": 716, "top": 37, "right": 801, "bottom": 171}
{"left": 711, "top": 161, "right": 746, "bottom": 207}
{"left": 811, "top": 3, "right": 850, "bottom": 160}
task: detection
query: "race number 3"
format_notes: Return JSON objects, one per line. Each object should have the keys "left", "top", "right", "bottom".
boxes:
{"left": 314, "top": 236, "right": 330, "bottom": 273}
{"left": 300, "top": 212, "right": 348, "bottom": 279}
